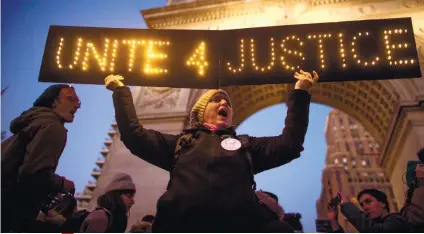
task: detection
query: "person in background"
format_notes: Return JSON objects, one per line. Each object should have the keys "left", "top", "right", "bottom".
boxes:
{"left": 401, "top": 147, "right": 424, "bottom": 232}
{"left": 255, "top": 190, "right": 295, "bottom": 232}
{"left": 283, "top": 213, "right": 303, "bottom": 233}
{"left": 1, "top": 84, "right": 79, "bottom": 232}
{"left": 129, "top": 214, "right": 155, "bottom": 233}
{"left": 80, "top": 173, "right": 136, "bottom": 233}
{"left": 328, "top": 189, "right": 409, "bottom": 232}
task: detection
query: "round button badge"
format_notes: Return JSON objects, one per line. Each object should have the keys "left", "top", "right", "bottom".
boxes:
{"left": 221, "top": 137, "right": 241, "bottom": 151}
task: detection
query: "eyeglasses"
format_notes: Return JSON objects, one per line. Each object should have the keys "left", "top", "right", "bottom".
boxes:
{"left": 66, "top": 96, "right": 81, "bottom": 106}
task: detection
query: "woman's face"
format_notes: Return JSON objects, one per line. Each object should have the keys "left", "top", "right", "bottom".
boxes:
{"left": 203, "top": 93, "right": 233, "bottom": 128}
{"left": 121, "top": 192, "right": 135, "bottom": 212}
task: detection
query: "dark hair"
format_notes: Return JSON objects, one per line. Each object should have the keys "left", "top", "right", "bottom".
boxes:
{"left": 141, "top": 215, "right": 155, "bottom": 223}
{"left": 357, "top": 189, "right": 390, "bottom": 212}
{"left": 283, "top": 213, "right": 303, "bottom": 232}
{"left": 418, "top": 147, "right": 424, "bottom": 162}
{"left": 33, "top": 84, "right": 71, "bottom": 108}
{"left": 97, "top": 190, "right": 129, "bottom": 232}
{"left": 262, "top": 191, "right": 279, "bottom": 202}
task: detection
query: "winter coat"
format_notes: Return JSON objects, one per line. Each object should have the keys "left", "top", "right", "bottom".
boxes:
{"left": 401, "top": 185, "right": 424, "bottom": 232}
{"left": 2, "top": 107, "right": 67, "bottom": 194}
{"left": 112, "top": 86, "right": 311, "bottom": 232}
{"left": 79, "top": 209, "right": 114, "bottom": 233}
{"left": 337, "top": 202, "right": 410, "bottom": 232}
{"left": 1, "top": 107, "right": 67, "bottom": 232}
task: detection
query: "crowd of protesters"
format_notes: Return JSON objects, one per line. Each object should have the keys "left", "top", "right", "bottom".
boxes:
{"left": 1, "top": 70, "right": 423, "bottom": 232}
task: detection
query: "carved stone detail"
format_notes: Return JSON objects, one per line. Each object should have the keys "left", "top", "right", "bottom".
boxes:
{"left": 402, "top": 0, "right": 424, "bottom": 8}
{"left": 415, "top": 29, "right": 424, "bottom": 60}
{"left": 137, "top": 87, "right": 181, "bottom": 111}
{"left": 358, "top": 4, "right": 376, "bottom": 16}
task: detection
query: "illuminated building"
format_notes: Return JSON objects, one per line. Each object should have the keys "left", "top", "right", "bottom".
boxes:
{"left": 316, "top": 109, "right": 398, "bottom": 232}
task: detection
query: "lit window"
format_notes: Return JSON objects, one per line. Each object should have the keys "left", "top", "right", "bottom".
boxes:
{"left": 362, "top": 160, "right": 367, "bottom": 166}
{"left": 343, "top": 158, "right": 347, "bottom": 163}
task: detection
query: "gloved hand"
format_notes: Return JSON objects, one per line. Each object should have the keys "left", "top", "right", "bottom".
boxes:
{"left": 105, "top": 74, "right": 125, "bottom": 91}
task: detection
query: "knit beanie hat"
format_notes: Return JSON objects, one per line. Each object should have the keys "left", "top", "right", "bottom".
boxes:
{"left": 105, "top": 173, "right": 136, "bottom": 193}
{"left": 357, "top": 189, "right": 389, "bottom": 212}
{"left": 189, "top": 89, "right": 231, "bottom": 127}
{"left": 33, "top": 84, "right": 72, "bottom": 108}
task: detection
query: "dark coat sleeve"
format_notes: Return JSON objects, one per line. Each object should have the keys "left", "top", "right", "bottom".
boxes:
{"left": 112, "top": 86, "right": 179, "bottom": 171}
{"left": 18, "top": 123, "right": 66, "bottom": 193}
{"left": 341, "top": 202, "right": 410, "bottom": 232}
{"left": 401, "top": 186, "right": 424, "bottom": 231}
{"left": 332, "top": 226, "right": 345, "bottom": 233}
{"left": 249, "top": 89, "right": 311, "bottom": 174}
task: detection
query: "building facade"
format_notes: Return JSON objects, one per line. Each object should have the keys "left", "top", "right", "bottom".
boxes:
{"left": 76, "top": 0, "right": 424, "bottom": 229}
{"left": 316, "top": 109, "right": 398, "bottom": 232}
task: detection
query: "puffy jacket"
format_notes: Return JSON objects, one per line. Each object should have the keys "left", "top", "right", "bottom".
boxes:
{"left": 112, "top": 86, "right": 311, "bottom": 232}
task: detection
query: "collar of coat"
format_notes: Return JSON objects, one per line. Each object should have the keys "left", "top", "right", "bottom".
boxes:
{"left": 183, "top": 124, "right": 237, "bottom": 136}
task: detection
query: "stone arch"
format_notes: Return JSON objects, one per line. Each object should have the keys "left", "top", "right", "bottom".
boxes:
{"left": 190, "top": 79, "right": 404, "bottom": 145}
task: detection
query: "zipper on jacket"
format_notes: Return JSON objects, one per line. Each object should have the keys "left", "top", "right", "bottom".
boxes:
{"left": 209, "top": 132, "right": 215, "bottom": 190}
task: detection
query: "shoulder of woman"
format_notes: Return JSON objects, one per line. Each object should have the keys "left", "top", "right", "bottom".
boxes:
{"left": 85, "top": 209, "right": 110, "bottom": 223}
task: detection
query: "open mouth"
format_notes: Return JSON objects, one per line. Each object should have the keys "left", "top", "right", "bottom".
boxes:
{"left": 218, "top": 108, "right": 228, "bottom": 118}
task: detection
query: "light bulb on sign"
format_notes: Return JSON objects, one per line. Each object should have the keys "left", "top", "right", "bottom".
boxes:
{"left": 249, "top": 38, "right": 275, "bottom": 72}
{"left": 227, "top": 39, "right": 245, "bottom": 73}
{"left": 384, "top": 28, "right": 411, "bottom": 66}
{"left": 186, "top": 41, "right": 208, "bottom": 76}
{"left": 351, "top": 32, "right": 379, "bottom": 67}
{"left": 56, "top": 38, "right": 66, "bottom": 69}
{"left": 280, "top": 35, "right": 304, "bottom": 71}
{"left": 309, "top": 33, "right": 331, "bottom": 69}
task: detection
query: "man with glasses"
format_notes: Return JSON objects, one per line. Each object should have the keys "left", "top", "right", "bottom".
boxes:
{"left": 1, "top": 84, "right": 80, "bottom": 232}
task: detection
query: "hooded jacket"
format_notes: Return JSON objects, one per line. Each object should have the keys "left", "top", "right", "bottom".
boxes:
{"left": 333, "top": 202, "right": 410, "bottom": 232}
{"left": 1, "top": 107, "right": 67, "bottom": 195}
{"left": 112, "top": 86, "right": 311, "bottom": 232}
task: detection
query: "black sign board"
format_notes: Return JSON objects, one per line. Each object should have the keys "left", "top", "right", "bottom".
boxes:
{"left": 39, "top": 17, "right": 421, "bottom": 88}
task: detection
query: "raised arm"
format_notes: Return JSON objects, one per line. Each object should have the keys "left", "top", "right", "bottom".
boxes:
{"left": 341, "top": 202, "right": 409, "bottom": 232}
{"left": 105, "top": 75, "right": 178, "bottom": 171}
{"left": 249, "top": 70, "right": 317, "bottom": 174}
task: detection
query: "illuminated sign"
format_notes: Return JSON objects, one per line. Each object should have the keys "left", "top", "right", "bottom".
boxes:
{"left": 39, "top": 18, "right": 421, "bottom": 88}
